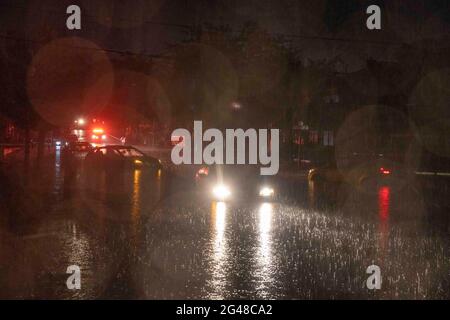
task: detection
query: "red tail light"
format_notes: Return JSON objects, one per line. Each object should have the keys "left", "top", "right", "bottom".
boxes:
{"left": 380, "top": 167, "right": 391, "bottom": 175}
{"left": 196, "top": 167, "right": 209, "bottom": 177}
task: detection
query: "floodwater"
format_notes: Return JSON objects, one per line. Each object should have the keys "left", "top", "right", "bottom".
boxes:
{"left": 0, "top": 150, "right": 448, "bottom": 299}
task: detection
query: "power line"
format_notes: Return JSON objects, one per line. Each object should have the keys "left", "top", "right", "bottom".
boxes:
{"left": 0, "top": 1, "right": 191, "bottom": 60}
{"left": 0, "top": 0, "right": 441, "bottom": 60}
{"left": 0, "top": 33, "right": 173, "bottom": 60}
{"left": 0, "top": 1, "right": 420, "bottom": 48}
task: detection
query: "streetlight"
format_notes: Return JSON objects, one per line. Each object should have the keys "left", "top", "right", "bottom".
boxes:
{"left": 231, "top": 102, "right": 241, "bottom": 110}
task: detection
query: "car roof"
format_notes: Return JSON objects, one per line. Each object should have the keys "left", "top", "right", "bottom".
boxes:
{"left": 95, "top": 145, "right": 136, "bottom": 149}
{"left": 88, "top": 145, "right": 162, "bottom": 161}
{"left": 92, "top": 145, "right": 148, "bottom": 154}
{"left": 92, "top": 145, "right": 161, "bottom": 157}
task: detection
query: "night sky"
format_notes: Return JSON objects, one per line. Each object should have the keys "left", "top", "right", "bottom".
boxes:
{"left": 1, "top": 0, "right": 449, "bottom": 68}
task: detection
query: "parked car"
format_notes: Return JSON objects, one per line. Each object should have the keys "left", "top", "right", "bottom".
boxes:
{"left": 63, "top": 141, "right": 93, "bottom": 155}
{"left": 308, "top": 153, "right": 394, "bottom": 186}
{"left": 85, "top": 145, "right": 162, "bottom": 171}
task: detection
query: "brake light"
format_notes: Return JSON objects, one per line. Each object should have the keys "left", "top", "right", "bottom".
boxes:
{"left": 380, "top": 167, "right": 390, "bottom": 175}
{"left": 196, "top": 167, "right": 209, "bottom": 178}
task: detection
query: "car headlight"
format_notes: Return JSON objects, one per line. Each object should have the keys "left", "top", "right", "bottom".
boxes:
{"left": 212, "top": 184, "right": 231, "bottom": 200}
{"left": 259, "top": 186, "right": 274, "bottom": 197}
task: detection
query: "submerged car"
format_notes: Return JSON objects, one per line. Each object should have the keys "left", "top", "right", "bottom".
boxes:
{"left": 85, "top": 145, "right": 162, "bottom": 171}
{"left": 195, "top": 164, "right": 276, "bottom": 201}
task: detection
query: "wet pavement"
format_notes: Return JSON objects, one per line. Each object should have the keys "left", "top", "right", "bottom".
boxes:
{"left": 0, "top": 149, "right": 449, "bottom": 299}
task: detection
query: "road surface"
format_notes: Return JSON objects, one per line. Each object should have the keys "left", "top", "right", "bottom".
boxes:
{"left": 0, "top": 149, "right": 448, "bottom": 299}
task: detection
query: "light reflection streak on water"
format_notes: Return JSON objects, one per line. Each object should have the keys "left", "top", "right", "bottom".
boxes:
{"left": 208, "top": 201, "right": 227, "bottom": 299}
{"left": 132, "top": 169, "right": 141, "bottom": 220}
{"left": 256, "top": 202, "right": 273, "bottom": 297}
{"left": 157, "top": 169, "right": 162, "bottom": 180}
{"left": 155, "top": 169, "right": 162, "bottom": 202}
{"left": 131, "top": 169, "right": 141, "bottom": 244}
{"left": 378, "top": 186, "right": 390, "bottom": 252}
{"left": 308, "top": 180, "right": 315, "bottom": 207}
{"left": 53, "top": 148, "right": 62, "bottom": 196}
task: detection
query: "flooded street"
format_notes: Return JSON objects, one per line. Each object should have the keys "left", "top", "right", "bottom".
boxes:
{"left": 0, "top": 150, "right": 449, "bottom": 299}
{"left": 0, "top": 0, "right": 449, "bottom": 307}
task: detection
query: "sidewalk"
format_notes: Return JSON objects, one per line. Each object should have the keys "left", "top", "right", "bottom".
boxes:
{"left": 0, "top": 144, "right": 55, "bottom": 165}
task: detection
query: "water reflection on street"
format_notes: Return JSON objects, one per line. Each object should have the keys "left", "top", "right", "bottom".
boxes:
{"left": 0, "top": 153, "right": 449, "bottom": 299}
{"left": 208, "top": 201, "right": 228, "bottom": 299}
{"left": 378, "top": 186, "right": 390, "bottom": 251}
{"left": 256, "top": 203, "right": 274, "bottom": 298}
